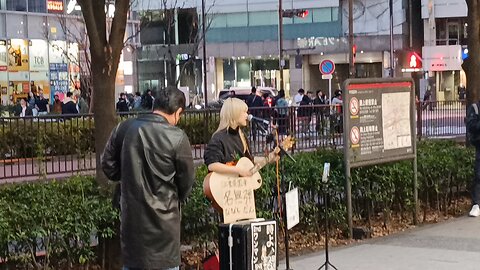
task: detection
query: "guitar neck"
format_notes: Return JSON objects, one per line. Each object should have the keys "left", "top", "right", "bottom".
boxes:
{"left": 249, "top": 158, "right": 269, "bottom": 175}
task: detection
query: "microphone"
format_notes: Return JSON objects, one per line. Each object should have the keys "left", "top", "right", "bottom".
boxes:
{"left": 247, "top": 114, "right": 270, "bottom": 125}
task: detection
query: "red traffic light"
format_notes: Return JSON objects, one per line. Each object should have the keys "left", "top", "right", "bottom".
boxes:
{"left": 297, "top": 9, "right": 309, "bottom": 18}
{"left": 408, "top": 51, "right": 422, "bottom": 69}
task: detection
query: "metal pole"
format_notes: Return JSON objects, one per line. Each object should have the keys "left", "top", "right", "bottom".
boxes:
{"left": 202, "top": 0, "right": 208, "bottom": 106}
{"left": 278, "top": 0, "right": 284, "bottom": 90}
{"left": 389, "top": 0, "right": 395, "bottom": 77}
{"left": 348, "top": 0, "right": 354, "bottom": 78}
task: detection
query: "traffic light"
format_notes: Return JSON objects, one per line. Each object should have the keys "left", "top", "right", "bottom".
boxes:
{"left": 282, "top": 9, "right": 309, "bottom": 18}
{"left": 408, "top": 51, "right": 422, "bottom": 69}
{"left": 297, "top": 9, "right": 308, "bottom": 18}
{"left": 352, "top": 44, "right": 357, "bottom": 64}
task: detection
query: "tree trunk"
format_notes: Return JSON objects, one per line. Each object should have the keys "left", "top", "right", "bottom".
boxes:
{"left": 464, "top": 0, "right": 480, "bottom": 108}
{"left": 91, "top": 59, "right": 116, "bottom": 187}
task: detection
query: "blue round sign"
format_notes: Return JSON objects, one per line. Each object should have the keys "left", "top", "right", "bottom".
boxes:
{"left": 319, "top": 60, "right": 335, "bottom": 75}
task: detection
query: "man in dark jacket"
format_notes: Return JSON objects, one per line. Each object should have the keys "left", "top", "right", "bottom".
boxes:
{"left": 101, "top": 86, "right": 194, "bottom": 270}
{"left": 116, "top": 93, "right": 129, "bottom": 112}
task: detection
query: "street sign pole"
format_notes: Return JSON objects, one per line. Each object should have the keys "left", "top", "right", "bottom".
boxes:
{"left": 329, "top": 77, "right": 332, "bottom": 104}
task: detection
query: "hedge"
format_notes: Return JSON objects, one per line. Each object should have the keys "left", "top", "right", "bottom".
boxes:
{"left": 0, "top": 113, "right": 219, "bottom": 159}
{"left": 0, "top": 140, "right": 473, "bottom": 268}
{"left": 0, "top": 176, "right": 118, "bottom": 269}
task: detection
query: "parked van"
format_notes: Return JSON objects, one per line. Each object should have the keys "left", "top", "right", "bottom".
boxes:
{"left": 217, "top": 87, "right": 277, "bottom": 103}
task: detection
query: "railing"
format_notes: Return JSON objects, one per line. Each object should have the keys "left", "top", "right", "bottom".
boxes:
{"left": 0, "top": 100, "right": 467, "bottom": 181}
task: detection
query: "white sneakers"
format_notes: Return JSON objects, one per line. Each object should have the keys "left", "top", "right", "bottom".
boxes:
{"left": 469, "top": 204, "right": 480, "bottom": 217}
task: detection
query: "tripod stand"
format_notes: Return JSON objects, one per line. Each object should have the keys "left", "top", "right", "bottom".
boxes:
{"left": 317, "top": 173, "right": 338, "bottom": 270}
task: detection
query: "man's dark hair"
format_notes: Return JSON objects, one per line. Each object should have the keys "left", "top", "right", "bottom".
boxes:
{"left": 278, "top": 90, "right": 285, "bottom": 98}
{"left": 251, "top": 87, "right": 256, "bottom": 94}
{"left": 153, "top": 86, "right": 186, "bottom": 114}
{"left": 298, "top": 88, "right": 305, "bottom": 94}
{"left": 66, "top": 92, "right": 73, "bottom": 97}
{"left": 135, "top": 91, "right": 141, "bottom": 96}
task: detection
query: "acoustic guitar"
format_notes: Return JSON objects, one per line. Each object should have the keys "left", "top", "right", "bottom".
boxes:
{"left": 203, "top": 136, "right": 294, "bottom": 224}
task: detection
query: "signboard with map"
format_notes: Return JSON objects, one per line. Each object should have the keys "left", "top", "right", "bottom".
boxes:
{"left": 343, "top": 78, "right": 416, "bottom": 167}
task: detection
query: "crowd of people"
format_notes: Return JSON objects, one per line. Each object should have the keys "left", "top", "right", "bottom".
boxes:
{"left": 240, "top": 86, "right": 344, "bottom": 137}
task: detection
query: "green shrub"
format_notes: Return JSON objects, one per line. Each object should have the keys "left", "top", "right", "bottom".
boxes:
{"left": 182, "top": 140, "right": 474, "bottom": 242}
{"left": 0, "top": 176, "right": 118, "bottom": 269}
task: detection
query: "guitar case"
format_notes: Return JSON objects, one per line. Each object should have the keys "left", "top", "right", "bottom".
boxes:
{"left": 218, "top": 219, "right": 277, "bottom": 270}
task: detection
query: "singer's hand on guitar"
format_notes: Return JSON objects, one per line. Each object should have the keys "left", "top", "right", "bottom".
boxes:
{"left": 267, "top": 151, "right": 280, "bottom": 164}
{"left": 237, "top": 166, "right": 254, "bottom": 177}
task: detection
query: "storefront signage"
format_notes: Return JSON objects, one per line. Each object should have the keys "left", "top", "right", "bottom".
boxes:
{"left": 343, "top": 79, "right": 416, "bottom": 167}
{"left": 29, "top": 40, "right": 49, "bottom": 71}
{"left": 422, "top": 45, "right": 462, "bottom": 71}
{"left": 297, "top": 36, "right": 348, "bottom": 49}
{"left": 48, "top": 0, "right": 64, "bottom": 13}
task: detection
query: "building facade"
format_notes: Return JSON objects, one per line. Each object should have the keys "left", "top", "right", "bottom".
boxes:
{"left": 134, "top": 0, "right": 412, "bottom": 102}
{"left": 0, "top": 0, "right": 139, "bottom": 105}
{"left": 421, "top": 0, "right": 467, "bottom": 101}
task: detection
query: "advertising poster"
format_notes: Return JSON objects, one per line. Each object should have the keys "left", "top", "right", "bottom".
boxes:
{"left": 0, "top": 72, "right": 8, "bottom": 105}
{"left": 8, "top": 39, "right": 29, "bottom": 71}
{"left": 68, "top": 42, "right": 80, "bottom": 91}
{"left": 50, "top": 63, "right": 69, "bottom": 102}
{"left": 29, "top": 40, "right": 49, "bottom": 71}
{"left": 49, "top": 40, "right": 67, "bottom": 64}
{"left": 0, "top": 40, "right": 7, "bottom": 70}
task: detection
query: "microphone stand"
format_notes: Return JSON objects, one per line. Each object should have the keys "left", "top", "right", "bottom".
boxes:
{"left": 269, "top": 128, "right": 296, "bottom": 270}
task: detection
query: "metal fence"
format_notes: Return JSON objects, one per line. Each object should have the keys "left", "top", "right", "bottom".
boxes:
{"left": 0, "top": 100, "right": 467, "bottom": 181}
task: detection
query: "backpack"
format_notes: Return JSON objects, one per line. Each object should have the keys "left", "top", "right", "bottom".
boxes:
{"left": 465, "top": 102, "right": 480, "bottom": 146}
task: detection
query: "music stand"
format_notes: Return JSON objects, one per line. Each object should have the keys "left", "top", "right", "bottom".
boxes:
{"left": 317, "top": 163, "right": 338, "bottom": 270}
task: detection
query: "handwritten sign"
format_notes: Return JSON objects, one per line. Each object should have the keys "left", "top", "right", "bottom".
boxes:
{"left": 221, "top": 176, "right": 256, "bottom": 223}
{"left": 251, "top": 220, "right": 277, "bottom": 270}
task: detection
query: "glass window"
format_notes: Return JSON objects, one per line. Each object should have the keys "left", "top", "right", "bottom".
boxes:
{"left": 332, "top": 7, "right": 339, "bottom": 21}
{"left": 7, "top": 0, "right": 26, "bottom": 11}
{"left": 29, "top": 0, "right": 47, "bottom": 13}
{"left": 0, "top": 0, "right": 6, "bottom": 10}
{"left": 6, "top": 14, "right": 27, "bottom": 38}
{"left": 249, "top": 11, "right": 276, "bottom": 26}
{"left": 209, "top": 14, "right": 227, "bottom": 28}
{"left": 312, "top": 8, "right": 332, "bottom": 23}
{"left": 28, "top": 16, "right": 47, "bottom": 39}
{"left": 227, "top": 12, "right": 247, "bottom": 27}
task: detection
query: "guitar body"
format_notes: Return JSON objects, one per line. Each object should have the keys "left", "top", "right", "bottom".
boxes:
{"left": 203, "top": 157, "right": 262, "bottom": 223}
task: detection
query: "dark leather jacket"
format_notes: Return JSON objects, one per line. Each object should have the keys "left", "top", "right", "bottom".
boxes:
{"left": 101, "top": 113, "right": 195, "bottom": 269}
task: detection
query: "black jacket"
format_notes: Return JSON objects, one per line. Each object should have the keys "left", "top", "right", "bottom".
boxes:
{"left": 101, "top": 114, "right": 195, "bottom": 269}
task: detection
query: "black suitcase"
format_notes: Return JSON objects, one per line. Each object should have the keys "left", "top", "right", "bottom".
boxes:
{"left": 218, "top": 219, "right": 277, "bottom": 270}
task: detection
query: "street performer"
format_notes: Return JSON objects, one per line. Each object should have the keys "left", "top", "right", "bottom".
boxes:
{"left": 204, "top": 97, "right": 278, "bottom": 177}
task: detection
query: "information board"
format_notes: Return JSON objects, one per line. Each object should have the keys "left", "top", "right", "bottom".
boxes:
{"left": 343, "top": 79, "right": 416, "bottom": 167}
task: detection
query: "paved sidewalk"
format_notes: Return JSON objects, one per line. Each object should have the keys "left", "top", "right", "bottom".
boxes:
{"left": 279, "top": 216, "right": 480, "bottom": 270}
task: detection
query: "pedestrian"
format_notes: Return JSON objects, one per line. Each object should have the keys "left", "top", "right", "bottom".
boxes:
{"left": 52, "top": 94, "right": 62, "bottom": 114}
{"left": 132, "top": 91, "right": 142, "bottom": 110}
{"left": 141, "top": 89, "right": 154, "bottom": 110}
{"left": 294, "top": 88, "right": 305, "bottom": 106}
{"left": 62, "top": 92, "right": 78, "bottom": 115}
{"left": 274, "top": 90, "right": 288, "bottom": 135}
{"left": 15, "top": 98, "right": 33, "bottom": 117}
{"left": 101, "top": 86, "right": 195, "bottom": 270}
{"left": 35, "top": 90, "right": 50, "bottom": 116}
{"left": 116, "top": 93, "right": 130, "bottom": 112}
{"left": 466, "top": 100, "right": 480, "bottom": 217}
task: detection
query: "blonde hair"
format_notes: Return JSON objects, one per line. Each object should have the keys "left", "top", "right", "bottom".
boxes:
{"left": 216, "top": 98, "right": 249, "bottom": 153}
